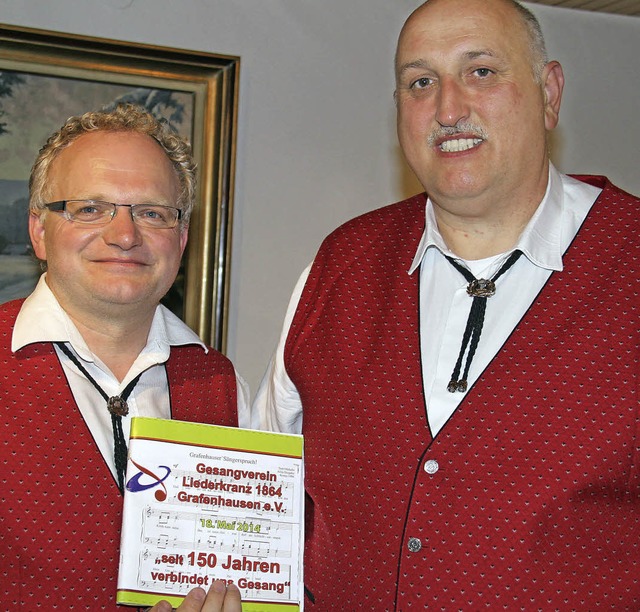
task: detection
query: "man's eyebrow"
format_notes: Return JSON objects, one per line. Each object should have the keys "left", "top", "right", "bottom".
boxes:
{"left": 396, "top": 58, "right": 431, "bottom": 78}
{"left": 397, "top": 49, "right": 498, "bottom": 77}
{"left": 464, "top": 49, "right": 498, "bottom": 61}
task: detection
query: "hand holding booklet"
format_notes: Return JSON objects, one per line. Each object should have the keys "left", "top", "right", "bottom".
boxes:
{"left": 116, "top": 417, "right": 304, "bottom": 611}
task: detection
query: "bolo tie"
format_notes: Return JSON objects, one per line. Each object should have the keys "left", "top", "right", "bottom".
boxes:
{"left": 443, "top": 250, "right": 522, "bottom": 393}
{"left": 56, "top": 342, "right": 143, "bottom": 494}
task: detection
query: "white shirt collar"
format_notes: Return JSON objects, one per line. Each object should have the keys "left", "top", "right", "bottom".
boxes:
{"left": 409, "top": 164, "right": 597, "bottom": 274}
{"left": 11, "top": 274, "right": 207, "bottom": 362}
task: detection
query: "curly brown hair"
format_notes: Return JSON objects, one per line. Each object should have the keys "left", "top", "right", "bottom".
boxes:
{"left": 29, "top": 103, "right": 197, "bottom": 226}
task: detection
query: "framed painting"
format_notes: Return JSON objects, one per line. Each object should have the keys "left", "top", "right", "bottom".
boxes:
{"left": 0, "top": 24, "right": 239, "bottom": 352}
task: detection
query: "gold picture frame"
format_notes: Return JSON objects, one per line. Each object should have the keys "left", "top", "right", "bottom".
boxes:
{"left": 0, "top": 24, "right": 239, "bottom": 352}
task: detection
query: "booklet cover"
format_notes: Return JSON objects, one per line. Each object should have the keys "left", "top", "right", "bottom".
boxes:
{"left": 116, "top": 417, "right": 304, "bottom": 611}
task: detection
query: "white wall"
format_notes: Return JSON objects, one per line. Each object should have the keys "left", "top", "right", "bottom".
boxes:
{"left": 1, "top": 1, "right": 638, "bottom": 394}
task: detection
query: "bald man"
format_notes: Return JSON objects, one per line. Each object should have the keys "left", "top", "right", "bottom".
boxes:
{"left": 253, "top": 0, "right": 639, "bottom": 608}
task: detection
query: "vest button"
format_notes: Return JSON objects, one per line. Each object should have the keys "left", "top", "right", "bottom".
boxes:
{"left": 407, "top": 537, "right": 422, "bottom": 553}
{"left": 424, "top": 459, "right": 439, "bottom": 474}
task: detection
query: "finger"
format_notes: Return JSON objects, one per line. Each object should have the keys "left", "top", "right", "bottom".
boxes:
{"left": 147, "top": 600, "right": 172, "bottom": 612}
{"left": 196, "top": 581, "right": 226, "bottom": 611}
{"left": 174, "top": 586, "right": 208, "bottom": 611}
{"left": 221, "top": 582, "right": 242, "bottom": 612}
{"left": 145, "top": 581, "right": 242, "bottom": 612}
{"left": 198, "top": 580, "right": 241, "bottom": 612}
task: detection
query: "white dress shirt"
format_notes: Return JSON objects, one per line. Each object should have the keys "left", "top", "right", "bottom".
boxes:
{"left": 12, "top": 275, "right": 249, "bottom": 481}
{"left": 252, "top": 166, "right": 601, "bottom": 436}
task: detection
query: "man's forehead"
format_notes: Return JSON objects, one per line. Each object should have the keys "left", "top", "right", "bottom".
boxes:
{"left": 47, "top": 130, "right": 179, "bottom": 202}
{"left": 66, "top": 130, "right": 156, "bottom": 151}
{"left": 395, "top": 0, "right": 528, "bottom": 71}
{"left": 398, "top": 0, "right": 522, "bottom": 46}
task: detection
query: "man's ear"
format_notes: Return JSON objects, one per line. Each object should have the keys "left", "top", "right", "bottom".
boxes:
{"left": 542, "top": 60, "right": 564, "bottom": 131}
{"left": 179, "top": 224, "right": 189, "bottom": 257}
{"left": 29, "top": 211, "right": 47, "bottom": 260}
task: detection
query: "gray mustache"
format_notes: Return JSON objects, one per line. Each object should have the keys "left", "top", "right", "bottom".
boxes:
{"left": 427, "top": 122, "right": 488, "bottom": 147}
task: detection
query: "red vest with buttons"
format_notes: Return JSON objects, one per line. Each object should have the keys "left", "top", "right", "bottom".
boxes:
{"left": 0, "top": 299, "right": 238, "bottom": 610}
{"left": 285, "top": 176, "right": 639, "bottom": 610}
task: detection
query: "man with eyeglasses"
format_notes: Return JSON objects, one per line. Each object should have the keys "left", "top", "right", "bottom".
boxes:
{"left": 0, "top": 104, "right": 245, "bottom": 611}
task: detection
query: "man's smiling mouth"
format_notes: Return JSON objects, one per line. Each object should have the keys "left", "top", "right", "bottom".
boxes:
{"left": 439, "top": 137, "right": 483, "bottom": 153}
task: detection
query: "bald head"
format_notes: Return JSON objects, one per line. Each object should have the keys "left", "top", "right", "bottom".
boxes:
{"left": 396, "top": 0, "right": 548, "bottom": 83}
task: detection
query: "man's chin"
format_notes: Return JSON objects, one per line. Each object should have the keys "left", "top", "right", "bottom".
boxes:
{"left": 426, "top": 177, "right": 492, "bottom": 206}
{"left": 91, "top": 286, "right": 161, "bottom": 311}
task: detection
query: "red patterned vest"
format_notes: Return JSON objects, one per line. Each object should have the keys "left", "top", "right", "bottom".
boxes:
{"left": 0, "top": 299, "right": 238, "bottom": 610}
{"left": 285, "top": 176, "right": 639, "bottom": 610}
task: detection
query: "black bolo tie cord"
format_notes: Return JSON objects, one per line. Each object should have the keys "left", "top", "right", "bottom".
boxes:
{"left": 443, "top": 250, "right": 522, "bottom": 393}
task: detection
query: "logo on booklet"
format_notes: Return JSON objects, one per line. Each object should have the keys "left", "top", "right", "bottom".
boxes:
{"left": 126, "top": 459, "right": 171, "bottom": 501}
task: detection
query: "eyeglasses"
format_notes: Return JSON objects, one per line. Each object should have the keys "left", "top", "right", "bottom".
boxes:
{"left": 43, "top": 200, "right": 183, "bottom": 229}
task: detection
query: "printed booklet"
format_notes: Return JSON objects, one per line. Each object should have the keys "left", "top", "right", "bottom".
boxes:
{"left": 116, "top": 417, "right": 304, "bottom": 610}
